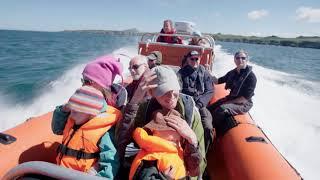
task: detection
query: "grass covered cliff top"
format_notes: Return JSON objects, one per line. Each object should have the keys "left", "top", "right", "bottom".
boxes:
{"left": 62, "top": 29, "right": 320, "bottom": 49}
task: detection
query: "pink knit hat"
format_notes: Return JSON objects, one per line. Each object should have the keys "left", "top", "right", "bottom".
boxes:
{"left": 82, "top": 55, "right": 123, "bottom": 89}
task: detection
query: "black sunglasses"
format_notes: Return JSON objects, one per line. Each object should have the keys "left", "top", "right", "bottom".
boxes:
{"left": 236, "top": 56, "right": 247, "bottom": 60}
{"left": 190, "top": 57, "right": 199, "bottom": 61}
{"left": 128, "top": 63, "right": 143, "bottom": 70}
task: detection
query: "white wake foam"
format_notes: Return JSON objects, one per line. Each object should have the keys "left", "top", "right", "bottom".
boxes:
{"left": 0, "top": 46, "right": 135, "bottom": 132}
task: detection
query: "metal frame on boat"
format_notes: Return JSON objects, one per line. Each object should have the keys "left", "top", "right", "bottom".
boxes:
{"left": 138, "top": 33, "right": 215, "bottom": 70}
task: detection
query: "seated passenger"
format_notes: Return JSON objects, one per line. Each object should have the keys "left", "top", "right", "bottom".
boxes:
{"left": 147, "top": 51, "right": 162, "bottom": 69}
{"left": 207, "top": 50, "right": 257, "bottom": 137}
{"left": 51, "top": 55, "right": 123, "bottom": 179}
{"left": 178, "top": 50, "right": 214, "bottom": 152}
{"left": 126, "top": 55, "right": 151, "bottom": 103}
{"left": 117, "top": 66, "right": 206, "bottom": 179}
{"left": 129, "top": 109, "right": 187, "bottom": 179}
{"left": 156, "top": 19, "right": 182, "bottom": 44}
{"left": 189, "top": 30, "right": 207, "bottom": 47}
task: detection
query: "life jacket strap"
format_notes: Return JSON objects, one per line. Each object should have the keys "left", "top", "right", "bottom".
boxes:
{"left": 57, "top": 144, "right": 100, "bottom": 160}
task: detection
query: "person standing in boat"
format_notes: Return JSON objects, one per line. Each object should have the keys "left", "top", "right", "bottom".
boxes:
{"left": 207, "top": 50, "right": 257, "bottom": 136}
{"left": 147, "top": 51, "right": 162, "bottom": 69}
{"left": 51, "top": 55, "right": 123, "bottom": 179}
{"left": 116, "top": 66, "right": 206, "bottom": 179}
{"left": 156, "top": 19, "right": 183, "bottom": 44}
{"left": 178, "top": 50, "right": 214, "bottom": 152}
{"left": 126, "top": 55, "right": 151, "bottom": 103}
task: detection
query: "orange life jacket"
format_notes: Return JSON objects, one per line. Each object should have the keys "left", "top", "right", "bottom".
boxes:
{"left": 56, "top": 105, "right": 122, "bottom": 172}
{"left": 129, "top": 128, "right": 186, "bottom": 180}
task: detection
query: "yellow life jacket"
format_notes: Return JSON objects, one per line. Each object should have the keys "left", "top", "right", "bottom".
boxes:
{"left": 129, "top": 128, "right": 186, "bottom": 180}
{"left": 56, "top": 105, "right": 122, "bottom": 172}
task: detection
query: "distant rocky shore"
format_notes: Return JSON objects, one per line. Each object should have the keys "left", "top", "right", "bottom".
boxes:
{"left": 62, "top": 28, "right": 142, "bottom": 36}
{"left": 62, "top": 29, "right": 320, "bottom": 49}
{"left": 210, "top": 33, "right": 320, "bottom": 49}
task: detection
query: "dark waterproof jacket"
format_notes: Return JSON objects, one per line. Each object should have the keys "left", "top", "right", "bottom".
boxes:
{"left": 116, "top": 94, "right": 206, "bottom": 178}
{"left": 178, "top": 65, "right": 214, "bottom": 109}
{"left": 156, "top": 29, "right": 182, "bottom": 44}
{"left": 126, "top": 79, "right": 141, "bottom": 103}
{"left": 218, "top": 65, "right": 257, "bottom": 101}
{"left": 111, "top": 83, "right": 127, "bottom": 110}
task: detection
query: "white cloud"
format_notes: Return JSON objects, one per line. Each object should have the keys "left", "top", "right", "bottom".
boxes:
{"left": 296, "top": 7, "right": 320, "bottom": 23}
{"left": 248, "top": 10, "right": 269, "bottom": 20}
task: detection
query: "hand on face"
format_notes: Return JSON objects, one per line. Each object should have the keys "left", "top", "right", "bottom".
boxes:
{"left": 130, "top": 70, "right": 158, "bottom": 104}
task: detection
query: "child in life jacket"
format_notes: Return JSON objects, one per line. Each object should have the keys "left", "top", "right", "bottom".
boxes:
{"left": 52, "top": 55, "right": 123, "bottom": 178}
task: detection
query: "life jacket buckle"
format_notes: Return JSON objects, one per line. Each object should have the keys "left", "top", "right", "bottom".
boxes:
{"left": 76, "top": 148, "right": 85, "bottom": 160}
{"left": 57, "top": 144, "right": 67, "bottom": 154}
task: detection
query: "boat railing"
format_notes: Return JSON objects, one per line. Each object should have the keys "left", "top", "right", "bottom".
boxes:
{"left": 140, "top": 33, "right": 215, "bottom": 49}
{"left": 3, "top": 161, "right": 105, "bottom": 180}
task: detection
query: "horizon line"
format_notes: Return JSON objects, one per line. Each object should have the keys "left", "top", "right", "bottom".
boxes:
{"left": 1, "top": 28, "right": 319, "bottom": 39}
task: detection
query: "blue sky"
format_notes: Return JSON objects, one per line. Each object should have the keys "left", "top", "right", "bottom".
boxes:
{"left": 1, "top": 0, "right": 319, "bottom": 37}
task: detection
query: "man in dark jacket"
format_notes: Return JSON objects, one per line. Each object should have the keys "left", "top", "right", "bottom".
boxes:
{"left": 207, "top": 50, "right": 257, "bottom": 136}
{"left": 178, "top": 50, "right": 214, "bottom": 152}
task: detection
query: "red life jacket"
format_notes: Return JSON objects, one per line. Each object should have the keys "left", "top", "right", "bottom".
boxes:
{"left": 157, "top": 29, "right": 182, "bottom": 44}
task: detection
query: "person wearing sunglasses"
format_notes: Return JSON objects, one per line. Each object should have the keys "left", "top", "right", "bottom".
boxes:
{"left": 178, "top": 50, "right": 214, "bottom": 153}
{"left": 207, "top": 50, "right": 257, "bottom": 137}
{"left": 147, "top": 51, "right": 162, "bottom": 69}
{"left": 126, "top": 55, "right": 150, "bottom": 102}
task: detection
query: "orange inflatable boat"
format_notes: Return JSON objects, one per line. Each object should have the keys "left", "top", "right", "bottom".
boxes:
{"left": 0, "top": 33, "right": 302, "bottom": 179}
